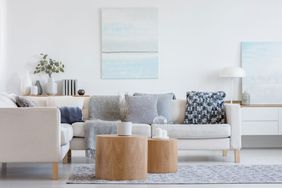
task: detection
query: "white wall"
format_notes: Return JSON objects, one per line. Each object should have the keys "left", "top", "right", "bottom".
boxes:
{"left": 0, "top": 0, "right": 7, "bottom": 91}
{"left": 4, "top": 0, "right": 282, "bottom": 98}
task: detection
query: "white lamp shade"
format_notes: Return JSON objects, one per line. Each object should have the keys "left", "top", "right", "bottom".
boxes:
{"left": 219, "top": 67, "right": 246, "bottom": 78}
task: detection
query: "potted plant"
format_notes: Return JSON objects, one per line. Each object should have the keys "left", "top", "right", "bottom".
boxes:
{"left": 34, "top": 53, "right": 64, "bottom": 95}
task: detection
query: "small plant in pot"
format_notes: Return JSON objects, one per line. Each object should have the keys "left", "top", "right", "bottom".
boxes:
{"left": 34, "top": 53, "right": 64, "bottom": 95}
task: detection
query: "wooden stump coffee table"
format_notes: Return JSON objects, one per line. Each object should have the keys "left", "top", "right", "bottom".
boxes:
{"left": 95, "top": 134, "right": 148, "bottom": 180}
{"left": 148, "top": 138, "right": 178, "bottom": 173}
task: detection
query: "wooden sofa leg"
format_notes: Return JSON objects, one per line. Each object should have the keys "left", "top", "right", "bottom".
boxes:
{"left": 52, "top": 162, "right": 58, "bottom": 180}
{"left": 234, "top": 150, "right": 240, "bottom": 163}
{"left": 223, "top": 150, "right": 228, "bottom": 157}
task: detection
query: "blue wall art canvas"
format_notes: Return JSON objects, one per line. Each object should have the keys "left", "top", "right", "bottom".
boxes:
{"left": 101, "top": 8, "right": 159, "bottom": 79}
{"left": 242, "top": 42, "right": 282, "bottom": 104}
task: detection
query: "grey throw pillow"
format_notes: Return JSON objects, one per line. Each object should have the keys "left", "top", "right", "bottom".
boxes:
{"left": 16, "top": 96, "right": 36, "bottom": 107}
{"left": 133, "top": 93, "right": 176, "bottom": 123}
{"left": 89, "top": 95, "right": 121, "bottom": 121}
{"left": 184, "top": 91, "right": 226, "bottom": 124}
{"left": 125, "top": 95, "right": 158, "bottom": 124}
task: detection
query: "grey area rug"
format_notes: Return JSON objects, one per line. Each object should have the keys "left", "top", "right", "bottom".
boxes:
{"left": 67, "top": 164, "right": 282, "bottom": 184}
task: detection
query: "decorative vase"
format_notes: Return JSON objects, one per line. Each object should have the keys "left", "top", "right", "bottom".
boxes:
{"left": 35, "top": 80, "right": 43, "bottom": 95}
{"left": 117, "top": 122, "right": 132, "bottom": 136}
{"left": 20, "top": 72, "right": 32, "bottom": 95}
{"left": 242, "top": 91, "right": 250, "bottom": 105}
{"left": 30, "top": 86, "right": 38, "bottom": 96}
{"left": 46, "top": 77, "right": 57, "bottom": 95}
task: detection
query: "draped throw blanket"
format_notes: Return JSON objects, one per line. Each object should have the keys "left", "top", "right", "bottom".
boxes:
{"left": 84, "top": 120, "right": 120, "bottom": 158}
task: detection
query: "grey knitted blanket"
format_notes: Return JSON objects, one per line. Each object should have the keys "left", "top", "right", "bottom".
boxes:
{"left": 84, "top": 119, "right": 119, "bottom": 159}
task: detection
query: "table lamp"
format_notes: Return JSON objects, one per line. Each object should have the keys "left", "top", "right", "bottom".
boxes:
{"left": 219, "top": 67, "right": 246, "bottom": 103}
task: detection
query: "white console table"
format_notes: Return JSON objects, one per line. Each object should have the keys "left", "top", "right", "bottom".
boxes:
{"left": 241, "top": 105, "right": 282, "bottom": 136}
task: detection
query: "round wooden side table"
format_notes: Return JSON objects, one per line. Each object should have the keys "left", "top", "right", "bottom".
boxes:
{"left": 95, "top": 135, "right": 148, "bottom": 180}
{"left": 148, "top": 138, "right": 178, "bottom": 173}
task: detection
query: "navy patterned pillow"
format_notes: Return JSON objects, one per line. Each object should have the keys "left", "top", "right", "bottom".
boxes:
{"left": 184, "top": 91, "right": 226, "bottom": 124}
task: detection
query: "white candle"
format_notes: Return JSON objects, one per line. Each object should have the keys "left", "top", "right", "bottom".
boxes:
{"left": 162, "top": 130, "right": 168, "bottom": 138}
{"left": 155, "top": 128, "right": 163, "bottom": 137}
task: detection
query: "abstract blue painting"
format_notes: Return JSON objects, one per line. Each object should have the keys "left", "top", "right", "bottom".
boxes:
{"left": 101, "top": 8, "right": 159, "bottom": 79}
{"left": 242, "top": 42, "right": 282, "bottom": 104}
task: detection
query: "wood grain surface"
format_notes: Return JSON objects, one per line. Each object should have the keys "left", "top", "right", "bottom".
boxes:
{"left": 95, "top": 135, "right": 148, "bottom": 180}
{"left": 148, "top": 138, "right": 178, "bottom": 173}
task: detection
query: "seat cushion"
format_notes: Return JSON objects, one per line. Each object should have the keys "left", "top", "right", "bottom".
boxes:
{"left": 152, "top": 124, "right": 231, "bottom": 139}
{"left": 72, "top": 122, "right": 85, "bottom": 137}
{"left": 72, "top": 122, "right": 151, "bottom": 137}
{"left": 61, "top": 123, "right": 74, "bottom": 145}
{"left": 131, "top": 123, "right": 151, "bottom": 137}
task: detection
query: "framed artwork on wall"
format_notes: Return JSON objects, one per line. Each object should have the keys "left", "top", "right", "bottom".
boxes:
{"left": 101, "top": 8, "right": 159, "bottom": 79}
{"left": 242, "top": 42, "right": 282, "bottom": 104}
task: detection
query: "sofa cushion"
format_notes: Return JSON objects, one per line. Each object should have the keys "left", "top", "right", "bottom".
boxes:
{"left": 26, "top": 96, "right": 90, "bottom": 120}
{"left": 61, "top": 123, "right": 74, "bottom": 146}
{"left": 152, "top": 124, "right": 231, "bottom": 139}
{"left": 184, "top": 91, "right": 226, "bottom": 124}
{"left": 72, "top": 122, "right": 85, "bottom": 137}
{"left": 170, "top": 99, "right": 186, "bottom": 124}
{"left": 16, "top": 96, "right": 36, "bottom": 107}
{"left": 89, "top": 95, "right": 121, "bottom": 121}
{"left": 47, "top": 96, "right": 84, "bottom": 109}
{"left": 0, "top": 93, "right": 17, "bottom": 108}
{"left": 72, "top": 122, "right": 151, "bottom": 137}
{"left": 125, "top": 95, "right": 158, "bottom": 124}
{"left": 133, "top": 93, "right": 176, "bottom": 123}
{"left": 131, "top": 123, "right": 151, "bottom": 137}
{"left": 24, "top": 96, "right": 48, "bottom": 107}
{"left": 59, "top": 107, "right": 83, "bottom": 124}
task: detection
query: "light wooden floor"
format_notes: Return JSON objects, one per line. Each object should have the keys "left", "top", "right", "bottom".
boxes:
{"left": 1, "top": 149, "right": 282, "bottom": 188}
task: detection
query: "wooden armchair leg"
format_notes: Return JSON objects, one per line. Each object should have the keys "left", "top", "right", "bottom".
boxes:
{"left": 223, "top": 150, "right": 228, "bottom": 157}
{"left": 52, "top": 162, "right": 58, "bottom": 180}
{"left": 234, "top": 150, "right": 240, "bottom": 163}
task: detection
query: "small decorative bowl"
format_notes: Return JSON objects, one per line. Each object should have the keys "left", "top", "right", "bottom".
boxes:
{"left": 78, "top": 89, "right": 85, "bottom": 96}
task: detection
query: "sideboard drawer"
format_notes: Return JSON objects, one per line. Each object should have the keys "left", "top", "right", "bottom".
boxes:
{"left": 242, "top": 121, "right": 279, "bottom": 135}
{"left": 242, "top": 108, "right": 278, "bottom": 121}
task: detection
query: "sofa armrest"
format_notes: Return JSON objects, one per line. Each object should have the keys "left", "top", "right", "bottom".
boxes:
{"left": 0, "top": 107, "right": 61, "bottom": 162}
{"left": 225, "top": 104, "right": 241, "bottom": 149}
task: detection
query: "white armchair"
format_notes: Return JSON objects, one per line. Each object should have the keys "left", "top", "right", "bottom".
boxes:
{"left": 0, "top": 107, "right": 71, "bottom": 179}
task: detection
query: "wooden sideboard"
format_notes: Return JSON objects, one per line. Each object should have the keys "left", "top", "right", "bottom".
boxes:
{"left": 241, "top": 105, "right": 282, "bottom": 136}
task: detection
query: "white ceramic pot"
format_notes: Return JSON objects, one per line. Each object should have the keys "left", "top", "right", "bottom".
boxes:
{"left": 117, "top": 122, "right": 132, "bottom": 136}
{"left": 20, "top": 72, "right": 32, "bottom": 95}
{"left": 30, "top": 86, "right": 38, "bottom": 96}
{"left": 46, "top": 77, "right": 57, "bottom": 95}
